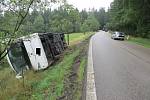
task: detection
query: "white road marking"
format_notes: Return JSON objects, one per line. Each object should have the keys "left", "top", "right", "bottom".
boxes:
{"left": 86, "top": 37, "right": 97, "bottom": 100}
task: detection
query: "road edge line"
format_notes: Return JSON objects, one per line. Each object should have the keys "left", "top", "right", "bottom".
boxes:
{"left": 86, "top": 37, "right": 97, "bottom": 100}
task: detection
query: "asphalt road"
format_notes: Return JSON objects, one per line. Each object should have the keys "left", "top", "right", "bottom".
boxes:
{"left": 92, "top": 31, "right": 150, "bottom": 100}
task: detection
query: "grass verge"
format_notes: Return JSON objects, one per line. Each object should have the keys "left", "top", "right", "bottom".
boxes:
{"left": 128, "top": 37, "right": 150, "bottom": 48}
{"left": 65, "top": 32, "right": 94, "bottom": 45}
{"left": 75, "top": 58, "right": 87, "bottom": 100}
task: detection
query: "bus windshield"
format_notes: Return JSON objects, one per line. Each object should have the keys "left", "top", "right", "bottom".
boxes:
{"left": 8, "top": 43, "right": 27, "bottom": 74}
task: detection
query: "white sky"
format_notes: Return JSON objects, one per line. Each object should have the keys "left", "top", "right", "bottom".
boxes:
{"left": 67, "top": 0, "right": 114, "bottom": 11}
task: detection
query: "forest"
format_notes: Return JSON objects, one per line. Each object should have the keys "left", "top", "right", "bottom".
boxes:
{"left": 0, "top": 0, "right": 106, "bottom": 62}
{"left": 0, "top": 5, "right": 105, "bottom": 36}
{"left": 107, "top": 0, "right": 150, "bottom": 38}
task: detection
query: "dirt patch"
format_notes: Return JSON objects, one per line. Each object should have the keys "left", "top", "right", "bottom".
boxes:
{"left": 57, "top": 37, "right": 91, "bottom": 100}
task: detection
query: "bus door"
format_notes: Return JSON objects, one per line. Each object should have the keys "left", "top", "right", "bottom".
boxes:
{"left": 23, "top": 40, "right": 38, "bottom": 70}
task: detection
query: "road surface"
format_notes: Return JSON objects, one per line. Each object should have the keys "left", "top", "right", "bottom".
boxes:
{"left": 92, "top": 31, "right": 150, "bottom": 100}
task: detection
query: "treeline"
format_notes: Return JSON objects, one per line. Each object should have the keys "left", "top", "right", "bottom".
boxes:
{"left": 107, "top": 0, "right": 150, "bottom": 38}
{"left": 0, "top": 4, "right": 107, "bottom": 38}
{"left": 0, "top": 0, "right": 107, "bottom": 61}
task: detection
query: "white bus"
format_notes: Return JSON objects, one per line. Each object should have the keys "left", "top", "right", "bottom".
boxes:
{"left": 7, "top": 33, "right": 66, "bottom": 76}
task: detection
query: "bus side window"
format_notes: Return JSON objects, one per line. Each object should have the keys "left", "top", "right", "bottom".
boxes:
{"left": 36, "top": 48, "right": 41, "bottom": 56}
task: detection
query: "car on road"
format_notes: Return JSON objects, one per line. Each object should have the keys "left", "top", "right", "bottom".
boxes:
{"left": 102, "top": 27, "right": 108, "bottom": 32}
{"left": 111, "top": 32, "right": 125, "bottom": 40}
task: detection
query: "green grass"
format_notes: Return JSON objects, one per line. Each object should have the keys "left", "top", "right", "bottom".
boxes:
{"left": 74, "top": 58, "right": 87, "bottom": 100}
{"left": 78, "top": 59, "right": 86, "bottom": 82}
{"left": 65, "top": 32, "right": 94, "bottom": 45}
{"left": 0, "top": 48, "right": 80, "bottom": 100}
{"left": 30, "top": 49, "right": 80, "bottom": 100}
{"left": 128, "top": 37, "right": 150, "bottom": 48}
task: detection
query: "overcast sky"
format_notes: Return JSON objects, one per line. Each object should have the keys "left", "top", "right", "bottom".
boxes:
{"left": 67, "top": 0, "right": 114, "bottom": 11}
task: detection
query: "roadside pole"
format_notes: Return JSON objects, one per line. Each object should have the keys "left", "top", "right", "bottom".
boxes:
{"left": 67, "top": 33, "right": 69, "bottom": 45}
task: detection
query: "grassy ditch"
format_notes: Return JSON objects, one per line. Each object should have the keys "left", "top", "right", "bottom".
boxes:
{"left": 0, "top": 32, "right": 94, "bottom": 100}
{"left": 60, "top": 37, "right": 90, "bottom": 100}
{"left": 128, "top": 37, "right": 150, "bottom": 48}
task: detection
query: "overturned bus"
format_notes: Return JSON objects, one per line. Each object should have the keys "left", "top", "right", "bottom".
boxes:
{"left": 7, "top": 33, "right": 67, "bottom": 76}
